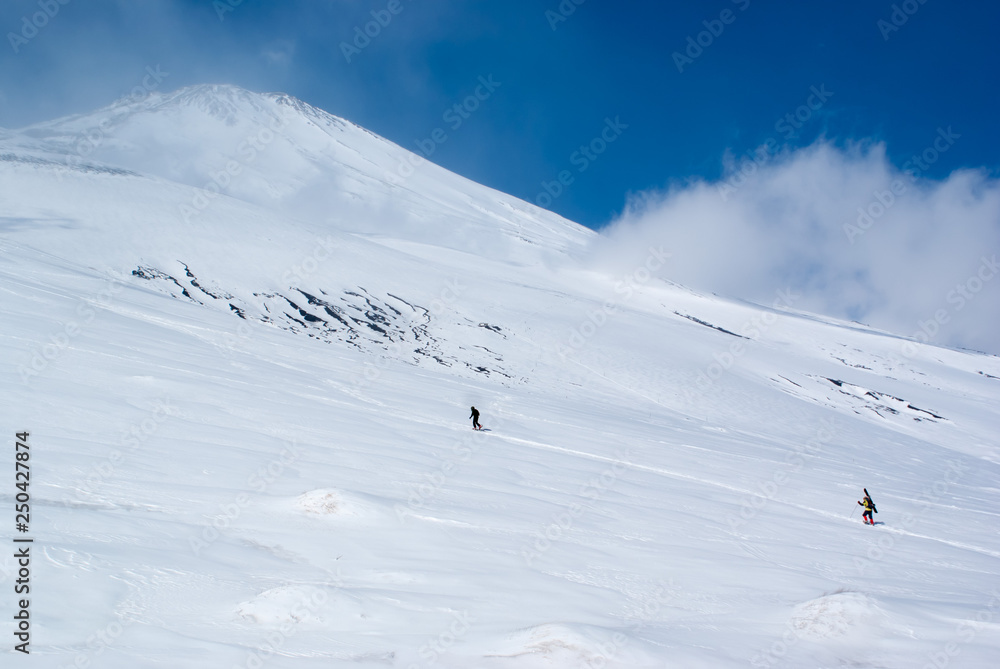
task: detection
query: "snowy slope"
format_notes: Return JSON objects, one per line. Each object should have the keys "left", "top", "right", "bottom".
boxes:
{"left": 2, "top": 86, "right": 999, "bottom": 668}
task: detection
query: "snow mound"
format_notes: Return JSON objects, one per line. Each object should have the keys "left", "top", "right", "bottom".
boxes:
{"left": 236, "top": 586, "right": 327, "bottom": 625}
{"left": 481, "top": 623, "right": 650, "bottom": 668}
{"left": 790, "top": 590, "right": 876, "bottom": 639}
{"left": 296, "top": 489, "right": 342, "bottom": 515}
{"left": 294, "top": 489, "right": 378, "bottom": 522}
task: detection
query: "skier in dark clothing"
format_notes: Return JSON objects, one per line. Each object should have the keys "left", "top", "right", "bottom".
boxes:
{"left": 858, "top": 489, "right": 877, "bottom": 525}
{"left": 469, "top": 406, "right": 481, "bottom": 430}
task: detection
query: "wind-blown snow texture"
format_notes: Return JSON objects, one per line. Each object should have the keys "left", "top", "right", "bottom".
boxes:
{"left": 2, "top": 85, "right": 999, "bottom": 667}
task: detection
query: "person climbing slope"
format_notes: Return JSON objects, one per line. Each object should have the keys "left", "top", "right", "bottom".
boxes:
{"left": 858, "top": 488, "right": 877, "bottom": 525}
{"left": 469, "top": 406, "right": 481, "bottom": 431}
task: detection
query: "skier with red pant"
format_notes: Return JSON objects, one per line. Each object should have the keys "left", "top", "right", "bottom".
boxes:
{"left": 858, "top": 488, "right": 877, "bottom": 525}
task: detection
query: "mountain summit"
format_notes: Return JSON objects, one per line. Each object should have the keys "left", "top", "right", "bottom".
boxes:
{"left": 11, "top": 84, "right": 592, "bottom": 259}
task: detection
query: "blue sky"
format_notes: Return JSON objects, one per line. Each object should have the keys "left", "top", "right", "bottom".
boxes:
{"left": 2, "top": 0, "right": 996, "bottom": 228}
{"left": 2, "top": 0, "right": 999, "bottom": 353}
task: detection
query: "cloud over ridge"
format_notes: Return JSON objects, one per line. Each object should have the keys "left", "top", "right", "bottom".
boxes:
{"left": 596, "top": 140, "right": 1000, "bottom": 354}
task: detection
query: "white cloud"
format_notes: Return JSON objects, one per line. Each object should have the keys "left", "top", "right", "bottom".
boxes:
{"left": 594, "top": 140, "right": 1000, "bottom": 354}
{"left": 262, "top": 40, "right": 296, "bottom": 66}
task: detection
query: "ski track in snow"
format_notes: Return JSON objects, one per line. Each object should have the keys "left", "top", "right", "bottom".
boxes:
{"left": 497, "top": 433, "right": 752, "bottom": 497}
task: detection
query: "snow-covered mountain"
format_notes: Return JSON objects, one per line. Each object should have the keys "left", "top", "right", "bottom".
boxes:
{"left": 2, "top": 85, "right": 999, "bottom": 668}
{"left": 12, "top": 84, "right": 591, "bottom": 257}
